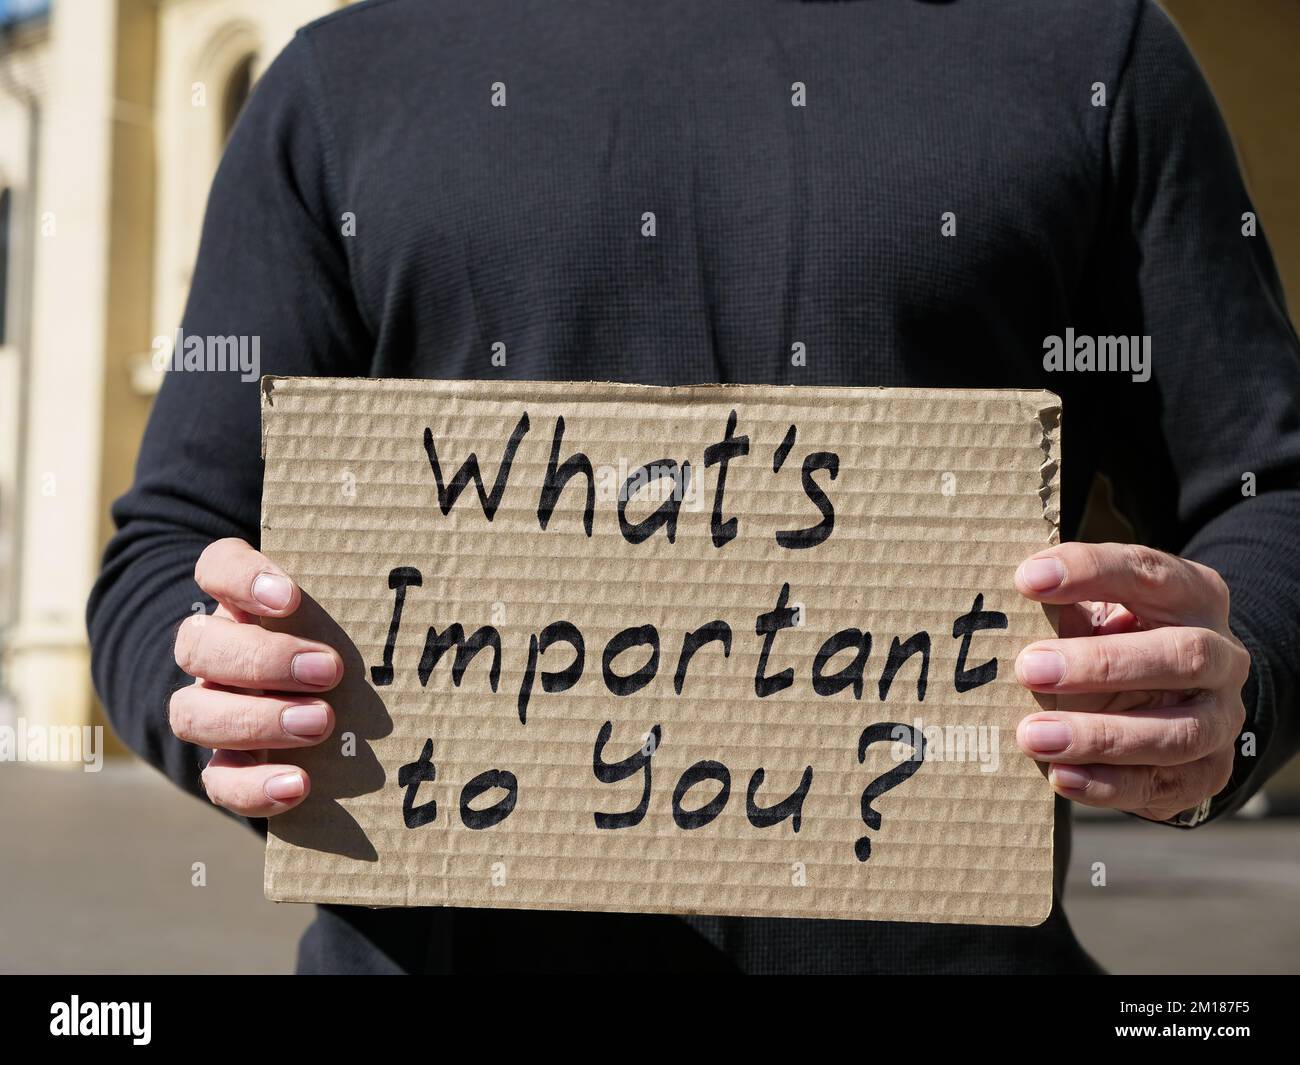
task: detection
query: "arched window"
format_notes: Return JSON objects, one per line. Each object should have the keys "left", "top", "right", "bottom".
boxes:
{"left": 151, "top": 20, "right": 263, "bottom": 362}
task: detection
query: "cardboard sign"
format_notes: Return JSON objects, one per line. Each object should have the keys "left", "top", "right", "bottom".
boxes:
{"left": 261, "top": 377, "right": 1060, "bottom": 926}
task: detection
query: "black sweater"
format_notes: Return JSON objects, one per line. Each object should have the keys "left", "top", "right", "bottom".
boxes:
{"left": 87, "top": 0, "right": 1300, "bottom": 974}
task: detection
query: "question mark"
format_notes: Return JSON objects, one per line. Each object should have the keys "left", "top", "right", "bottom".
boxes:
{"left": 855, "top": 722, "right": 927, "bottom": 862}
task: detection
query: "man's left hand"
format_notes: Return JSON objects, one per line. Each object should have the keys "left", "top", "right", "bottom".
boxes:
{"left": 1013, "top": 542, "right": 1251, "bottom": 823}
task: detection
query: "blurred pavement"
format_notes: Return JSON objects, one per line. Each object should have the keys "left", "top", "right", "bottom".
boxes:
{"left": 0, "top": 761, "right": 311, "bottom": 974}
{"left": 0, "top": 761, "right": 1296, "bottom": 974}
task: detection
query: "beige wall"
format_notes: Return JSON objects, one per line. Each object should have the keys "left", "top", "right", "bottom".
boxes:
{"left": 1, "top": 0, "right": 342, "bottom": 748}
{"left": 0, "top": 27, "right": 47, "bottom": 660}
{"left": 7, "top": 0, "right": 119, "bottom": 737}
{"left": 1164, "top": 0, "right": 1300, "bottom": 317}
{"left": 151, "top": 0, "right": 342, "bottom": 371}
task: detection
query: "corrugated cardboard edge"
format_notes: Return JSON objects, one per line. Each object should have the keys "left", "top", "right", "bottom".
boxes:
{"left": 1029, "top": 389, "right": 1061, "bottom": 926}
{"left": 260, "top": 377, "right": 1065, "bottom": 926}
{"left": 259, "top": 375, "right": 278, "bottom": 460}
{"left": 1036, "top": 392, "right": 1062, "bottom": 545}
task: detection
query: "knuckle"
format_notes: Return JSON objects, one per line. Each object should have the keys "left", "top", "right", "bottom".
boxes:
{"left": 221, "top": 642, "right": 260, "bottom": 686}
{"left": 193, "top": 545, "right": 214, "bottom": 588}
{"left": 1174, "top": 628, "right": 1217, "bottom": 682}
{"left": 195, "top": 538, "right": 246, "bottom": 594}
{"left": 1052, "top": 541, "right": 1084, "bottom": 571}
{"left": 1229, "top": 640, "right": 1253, "bottom": 687}
{"left": 200, "top": 629, "right": 239, "bottom": 681}
{"left": 203, "top": 768, "right": 258, "bottom": 812}
{"left": 208, "top": 629, "right": 271, "bottom": 687}
{"left": 1199, "top": 565, "right": 1231, "bottom": 616}
{"left": 232, "top": 777, "right": 266, "bottom": 813}
{"left": 210, "top": 536, "right": 242, "bottom": 560}
{"left": 242, "top": 635, "right": 280, "bottom": 687}
{"left": 1088, "top": 640, "right": 1120, "bottom": 688}
{"left": 1094, "top": 715, "right": 1130, "bottom": 760}
{"left": 1171, "top": 713, "right": 1205, "bottom": 759}
{"left": 168, "top": 687, "right": 195, "bottom": 739}
{"left": 1070, "top": 541, "right": 1105, "bottom": 581}
{"left": 173, "top": 616, "right": 204, "bottom": 675}
{"left": 1146, "top": 766, "right": 1180, "bottom": 807}
{"left": 199, "top": 765, "right": 222, "bottom": 807}
{"left": 1126, "top": 544, "right": 1172, "bottom": 592}
{"left": 226, "top": 702, "right": 266, "bottom": 747}
{"left": 1226, "top": 696, "right": 1247, "bottom": 737}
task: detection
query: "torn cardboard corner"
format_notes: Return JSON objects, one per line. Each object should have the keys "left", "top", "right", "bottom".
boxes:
{"left": 261, "top": 378, "right": 1061, "bottom": 926}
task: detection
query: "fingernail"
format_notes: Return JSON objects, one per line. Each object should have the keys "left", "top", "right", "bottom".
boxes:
{"left": 252, "top": 573, "right": 293, "bottom": 610}
{"left": 1049, "top": 765, "right": 1091, "bottom": 791}
{"left": 1018, "top": 557, "right": 1065, "bottom": 593}
{"left": 265, "top": 772, "right": 305, "bottom": 801}
{"left": 1022, "top": 719, "right": 1072, "bottom": 755}
{"left": 1018, "top": 648, "right": 1066, "bottom": 686}
{"left": 292, "top": 652, "right": 339, "bottom": 687}
{"left": 282, "top": 703, "right": 329, "bottom": 738}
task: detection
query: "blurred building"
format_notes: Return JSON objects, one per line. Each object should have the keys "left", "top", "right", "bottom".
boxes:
{"left": 0, "top": 0, "right": 346, "bottom": 742}
{"left": 0, "top": 0, "right": 1297, "bottom": 803}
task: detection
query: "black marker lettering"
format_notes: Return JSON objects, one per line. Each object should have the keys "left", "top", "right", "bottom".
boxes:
{"left": 602, "top": 624, "right": 661, "bottom": 696}
{"left": 618, "top": 459, "right": 691, "bottom": 544}
{"left": 397, "top": 738, "right": 438, "bottom": 828}
{"left": 418, "top": 624, "right": 502, "bottom": 692}
{"left": 755, "top": 582, "right": 797, "bottom": 697}
{"left": 878, "top": 632, "right": 931, "bottom": 702}
{"left": 746, "top": 766, "right": 814, "bottom": 831}
{"left": 516, "top": 620, "right": 585, "bottom": 724}
{"left": 537, "top": 416, "right": 595, "bottom": 537}
{"left": 674, "top": 620, "right": 732, "bottom": 695}
{"left": 776, "top": 451, "right": 838, "bottom": 549}
{"left": 953, "top": 593, "right": 1008, "bottom": 693}
{"left": 423, "top": 412, "right": 529, "bottom": 520}
{"left": 812, "top": 627, "right": 872, "bottom": 698}
{"left": 593, "top": 722, "right": 660, "bottom": 829}
{"left": 459, "top": 769, "right": 518, "bottom": 829}
{"left": 703, "top": 410, "right": 750, "bottom": 548}
{"left": 672, "top": 759, "right": 731, "bottom": 829}
{"left": 371, "top": 566, "right": 422, "bottom": 686}
{"left": 773, "top": 424, "right": 797, "bottom": 473}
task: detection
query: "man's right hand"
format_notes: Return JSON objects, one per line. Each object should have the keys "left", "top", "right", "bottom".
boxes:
{"left": 171, "top": 537, "right": 342, "bottom": 816}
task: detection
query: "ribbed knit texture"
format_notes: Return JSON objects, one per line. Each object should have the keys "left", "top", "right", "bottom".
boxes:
{"left": 87, "top": 0, "right": 1300, "bottom": 973}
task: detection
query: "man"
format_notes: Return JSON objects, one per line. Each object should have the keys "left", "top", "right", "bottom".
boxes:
{"left": 88, "top": 0, "right": 1300, "bottom": 973}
